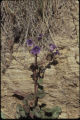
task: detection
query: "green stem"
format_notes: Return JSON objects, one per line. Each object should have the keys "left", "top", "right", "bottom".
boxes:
{"left": 34, "top": 54, "right": 38, "bottom": 106}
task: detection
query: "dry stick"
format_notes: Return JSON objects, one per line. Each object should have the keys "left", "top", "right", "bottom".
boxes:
{"left": 1, "top": 2, "right": 17, "bottom": 72}
{"left": 69, "top": 7, "right": 78, "bottom": 45}
{"left": 4, "top": 1, "right": 26, "bottom": 53}
{"left": 43, "top": 0, "right": 61, "bottom": 46}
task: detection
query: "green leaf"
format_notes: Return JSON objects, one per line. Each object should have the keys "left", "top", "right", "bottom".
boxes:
{"left": 43, "top": 106, "right": 61, "bottom": 113}
{"left": 34, "top": 111, "right": 41, "bottom": 118}
{"left": 52, "top": 106, "right": 62, "bottom": 114}
{"left": 37, "top": 79, "right": 43, "bottom": 85}
{"left": 19, "top": 110, "right": 27, "bottom": 118}
{"left": 1, "top": 112, "right": 6, "bottom": 119}
{"left": 35, "top": 106, "right": 40, "bottom": 112}
{"left": 45, "top": 116, "right": 52, "bottom": 119}
{"left": 33, "top": 106, "right": 41, "bottom": 118}
{"left": 38, "top": 88, "right": 44, "bottom": 92}
{"left": 23, "top": 94, "right": 35, "bottom": 108}
{"left": 34, "top": 110, "right": 41, "bottom": 118}
{"left": 40, "top": 111, "right": 52, "bottom": 119}
{"left": 37, "top": 89, "right": 46, "bottom": 99}
{"left": 23, "top": 99, "right": 28, "bottom": 105}
{"left": 16, "top": 104, "right": 22, "bottom": 118}
{"left": 30, "top": 110, "right": 35, "bottom": 119}
{"left": 23, "top": 105, "right": 30, "bottom": 113}
{"left": 16, "top": 104, "right": 27, "bottom": 118}
{"left": 52, "top": 112, "right": 60, "bottom": 118}
{"left": 41, "top": 106, "right": 62, "bottom": 119}
{"left": 52, "top": 106, "right": 62, "bottom": 118}
{"left": 40, "top": 110, "right": 45, "bottom": 119}
{"left": 16, "top": 104, "right": 23, "bottom": 113}
{"left": 38, "top": 84, "right": 43, "bottom": 90}
{"left": 44, "top": 108, "right": 53, "bottom": 113}
{"left": 16, "top": 113, "right": 21, "bottom": 119}
{"left": 24, "top": 93, "right": 35, "bottom": 101}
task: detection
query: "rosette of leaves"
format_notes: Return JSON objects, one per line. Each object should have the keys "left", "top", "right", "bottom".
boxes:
{"left": 29, "top": 105, "right": 62, "bottom": 119}
{"left": 16, "top": 103, "right": 62, "bottom": 119}
{"left": 16, "top": 87, "right": 61, "bottom": 119}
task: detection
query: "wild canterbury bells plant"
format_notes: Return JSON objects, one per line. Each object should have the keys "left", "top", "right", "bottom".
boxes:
{"left": 16, "top": 34, "right": 62, "bottom": 119}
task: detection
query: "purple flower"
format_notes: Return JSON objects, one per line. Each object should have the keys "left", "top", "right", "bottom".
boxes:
{"left": 38, "top": 34, "right": 42, "bottom": 41}
{"left": 31, "top": 46, "right": 40, "bottom": 55}
{"left": 54, "top": 50, "right": 60, "bottom": 55}
{"left": 49, "top": 44, "right": 57, "bottom": 51}
{"left": 39, "top": 34, "right": 42, "bottom": 36}
{"left": 26, "top": 39, "right": 33, "bottom": 46}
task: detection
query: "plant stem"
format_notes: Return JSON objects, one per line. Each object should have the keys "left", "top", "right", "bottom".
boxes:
{"left": 34, "top": 54, "right": 38, "bottom": 106}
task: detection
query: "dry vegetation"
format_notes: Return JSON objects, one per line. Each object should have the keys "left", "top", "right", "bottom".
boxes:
{"left": 1, "top": 0, "right": 79, "bottom": 119}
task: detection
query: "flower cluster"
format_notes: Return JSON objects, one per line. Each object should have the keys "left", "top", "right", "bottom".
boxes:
{"left": 31, "top": 46, "right": 40, "bottom": 55}
{"left": 49, "top": 44, "right": 56, "bottom": 51}
{"left": 26, "top": 39, "right": 33, "bottom": 46}
{"left": 26, "top": 34, "right": 59, "bottom": 56}
{"left": 38, "top": 34, "right": 43, "bottom": 41}
{"left": 49, "top": 43, "right": 59, "bottom": 55}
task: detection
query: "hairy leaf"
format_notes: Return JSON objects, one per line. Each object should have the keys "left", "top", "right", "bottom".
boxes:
{"left": 44, "top": 108, "right": 53, "bottom": 113}
{"left": 38, "top": 84, "right": 43, "bottom": 90}
{"left": 16, "top": 104, "right": 23, "bottom": 113}
{"left": 52, "top": 112, "right": 60, "bottom": 118}
{"left": 16, "top": 104, "right": 27, "bottom": 118}
{"left": 30, "top": 110, "right": 35, "bottom": 119}
{"left": 23, "top": 104, "right": 30, "bottom": 113}
{"left": 16, "top": 113, "right": 21, "bottom": 119}
{"left": 52, "top": 106, "right": 62, "bottom": 118}
{"left": 23, "top": 93, "right": 35, "bottom": 108}
{"left": 37, "top": 89, "right": 46, "bottom": 98}
{"left": 19, "top": 110, "right": 27, "bottom": 118}
{"left": 34, "top": 111, "right": 41, "bottom": 118}
{"left": 23, "top": 98, "right": 28, "bottom": 105}
{"left": 33, "top": 106, "right": 41, "bottom": 118}
{"left": 24, "top": 93, "right": 35, "bottom": 101}
{"left": 40, "top": 110, "right": 45, "bottom": 119}
{"left": 52, "top": 106, "right": 62, "bottom": 114}
{"left": 37, "top": 78, "right": 43, "bottom": 85}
